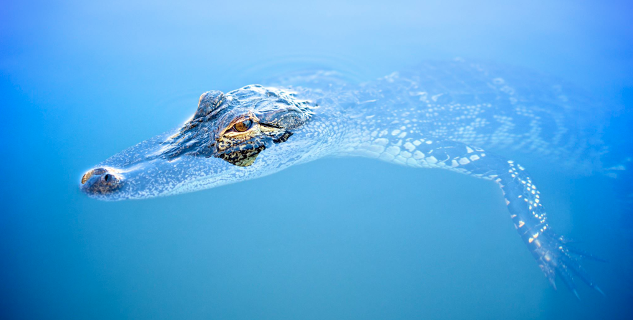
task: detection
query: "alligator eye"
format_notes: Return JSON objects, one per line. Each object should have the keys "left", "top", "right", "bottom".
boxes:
{"left": 234, "top": 119, "right": 253, "bottom": 132}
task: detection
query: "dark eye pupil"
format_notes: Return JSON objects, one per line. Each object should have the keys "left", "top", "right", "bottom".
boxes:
{"left": 234, "top": 119, "right": 252, "bottom": 132}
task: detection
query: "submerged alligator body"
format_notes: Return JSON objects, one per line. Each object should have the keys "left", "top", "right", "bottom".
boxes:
{"left": 80, "top": 60, "right": 606, "bottom": 297}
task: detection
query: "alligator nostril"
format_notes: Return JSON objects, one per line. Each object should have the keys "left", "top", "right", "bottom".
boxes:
{"left": 80, "top": 167, "right": 124, "bottom": 196}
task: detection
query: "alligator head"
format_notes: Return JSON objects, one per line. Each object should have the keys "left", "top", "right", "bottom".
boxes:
{"left": 80, "top": 85, "right": 317, "bottom": 200}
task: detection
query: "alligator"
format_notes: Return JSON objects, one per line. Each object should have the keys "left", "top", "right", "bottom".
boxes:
{"left": 80, "top": 59, "right": 607, "bottom": 297}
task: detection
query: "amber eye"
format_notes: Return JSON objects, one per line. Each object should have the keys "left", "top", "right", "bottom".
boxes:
{"left": 233, "top": 119, "right": 253, "bottom": 132}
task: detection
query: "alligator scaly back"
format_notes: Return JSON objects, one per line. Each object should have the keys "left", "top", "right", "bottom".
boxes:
{"left": 329, "top": 60, "right": 606, "bottom": 296}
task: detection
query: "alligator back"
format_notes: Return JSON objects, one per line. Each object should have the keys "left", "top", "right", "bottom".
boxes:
{"left": 348, "top": 60, "right": 607, "bottom": 174}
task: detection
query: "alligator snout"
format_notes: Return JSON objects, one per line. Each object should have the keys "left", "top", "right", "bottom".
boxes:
{"left": 80, "top": 167, "right": 124, "bottom": 195}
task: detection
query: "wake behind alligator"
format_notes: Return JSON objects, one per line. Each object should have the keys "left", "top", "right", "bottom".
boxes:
{"left": 80, "top": 59, "right": 609, "bottom": 297}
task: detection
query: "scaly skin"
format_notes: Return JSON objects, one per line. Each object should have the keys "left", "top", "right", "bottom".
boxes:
{"left": 80, "top": 60, "right": 605, "bottom": 297}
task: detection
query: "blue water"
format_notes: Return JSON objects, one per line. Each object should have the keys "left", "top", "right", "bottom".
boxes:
{"left": 2, "top": 0, "right": 632, "bottom": 319}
